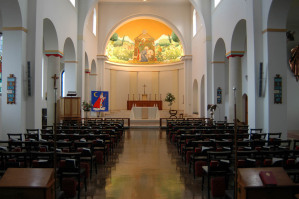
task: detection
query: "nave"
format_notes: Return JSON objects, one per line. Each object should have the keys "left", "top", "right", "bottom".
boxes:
{"left": 85, "top": 128, "right": 203, "bottom": 199}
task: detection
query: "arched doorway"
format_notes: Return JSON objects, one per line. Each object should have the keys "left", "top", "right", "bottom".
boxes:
{"left": 63, "top": 37, "right": 77, "bottom": 97}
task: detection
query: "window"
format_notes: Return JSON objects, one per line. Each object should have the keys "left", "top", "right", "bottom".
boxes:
{"left": 69, "top": 0, "right": 75, "bottom": 7}
{"left": 214, "top": 0, "right": 222, "bottom": 7}
{"left": 61, "top": 70, "right": 65, "bottom": 97}
{"left": 193, "top": 9, "right": 197, "bottom": 37}
{"left": 0, "top": 33, "right": 3, "bottom": 93}
{"left": 93, "top": 8, "right": 97, "bottom": 36}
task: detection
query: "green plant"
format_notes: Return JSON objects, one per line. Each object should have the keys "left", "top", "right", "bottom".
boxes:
{"left": 164, "top": 93, "right": 175, "bottom": 106}
{"left": 82, "top": 101, "right": 92, "bottom": 111}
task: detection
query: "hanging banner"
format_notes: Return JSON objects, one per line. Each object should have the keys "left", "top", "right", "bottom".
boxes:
{"left": 91, "top": 91, "right": 109, "bottom": 112}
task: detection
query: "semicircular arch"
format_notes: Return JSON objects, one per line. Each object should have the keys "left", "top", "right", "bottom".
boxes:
{"left": 103, "top": 14, "right": 186, "bottom": 55}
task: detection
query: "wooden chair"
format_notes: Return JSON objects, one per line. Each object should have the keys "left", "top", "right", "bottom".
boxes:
{"left": 3, "top": 151, "right": 28, "bottom": 169}
{"left": 202, "top": 151, "right": 232, "bottom": 199}
{"left": 7, "top": 134, "right": 23, "bottom": 151}
{"left": 25, "top": 129, "right": 40, "bottom": 141}
{"left": 74, "top": 141, "right": 97, "bottom": 179}
{"left": 57, "top": 152, "right": 87, "bottom": 199}
{"left": 30, "top": 151, "right": 54, "bottom": 168}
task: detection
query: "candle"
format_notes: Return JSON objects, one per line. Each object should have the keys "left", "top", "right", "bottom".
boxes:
{"left": 155, "top": 94, "right": 156, "bottom": 100}
{"left": 128, "top": 94, "right": 129, "bottom": 100}
{"left": 133, "top": 94, "right": 135, "bottom": 100}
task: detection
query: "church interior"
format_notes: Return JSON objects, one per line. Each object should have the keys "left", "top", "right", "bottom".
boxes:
{"left": 0, "top": 0, "right": 299, "bottom": 198}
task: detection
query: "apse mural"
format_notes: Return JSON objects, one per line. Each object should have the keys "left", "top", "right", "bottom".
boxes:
{"left": 106, "top": 19, "right": 184, "bottom": 64}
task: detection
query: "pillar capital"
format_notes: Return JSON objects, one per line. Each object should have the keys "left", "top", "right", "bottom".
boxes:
{"left": 180, "top": 55, "right": 192, "bottom": 61}
{"left": 226, "top": 51, "right": 244, "bottom": 59}
{"left": 44, "top": 50, "right": 64, "bottom": 58}
{"left": 85, "top": 69, "right": 91, "bottom": 74}
{"left": 97, "top": 55, "right": 108, "bottom": 61}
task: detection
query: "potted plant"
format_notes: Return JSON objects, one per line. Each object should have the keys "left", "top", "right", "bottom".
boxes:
{"left": 164, "top": 92, "right": 176, "bottom": 109}
{"left": 165, "top": 93, "right": 177, "bottom": 118}
{"left": 82, "top": 101, "right": 92, "bottom": 119}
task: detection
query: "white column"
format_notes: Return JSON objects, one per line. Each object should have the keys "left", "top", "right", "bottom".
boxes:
{"left": 181, "top": 55, "right": 192, "bottom": 115}
{"left": 227, "top": 55, "right": 243, "bottom": 123}
{"left": 45, "top": 54, "right": 61, "bottom": 126}
{"left": 1, "top": 29, "right": 27, "bottom": 138}
{"left": 85, "top": 69, "right": 91, "bottom": 102}
{"left": 97, "top": 55, "right": 108, "bottom": 91}
{"left": 64, "top": 61, "right": 77, "bottom": 95}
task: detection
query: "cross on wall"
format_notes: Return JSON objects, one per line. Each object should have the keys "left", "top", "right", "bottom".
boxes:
{"left": 51, "top": 74, "right": 59, "bottom": 89}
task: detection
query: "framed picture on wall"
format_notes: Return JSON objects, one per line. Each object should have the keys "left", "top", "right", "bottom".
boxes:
{"left": 274, "top": 74, "right": 282, "bottom": 104}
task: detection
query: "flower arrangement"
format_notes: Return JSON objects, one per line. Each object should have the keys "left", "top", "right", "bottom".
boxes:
{"left": 207, "top": 104, "right": 217, "bottom": 111}
{"left": 207, "top": 104, "right": 217, "bottom": 120}
{"left": 82, "top": 101, "right": 92, "bottom": 111}
{"left": 164, "top": 93, "right": 176, "bottom": 106}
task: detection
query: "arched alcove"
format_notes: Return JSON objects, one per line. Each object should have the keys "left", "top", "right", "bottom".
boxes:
{"left": 63, "top": 37, "right": 77, "bottom": 96}
{"left": 213, "top": 38, "right": 227, "bottom": 121}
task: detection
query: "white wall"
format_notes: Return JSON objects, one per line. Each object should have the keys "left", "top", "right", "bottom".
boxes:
{"left": 105, "top": 62, "right": 184, "bottom": 111}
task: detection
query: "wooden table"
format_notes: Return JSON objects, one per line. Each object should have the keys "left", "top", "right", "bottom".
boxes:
{"left": 0, "top": 168, "right": 55, "bottom": 199}
{"left": 237, "top": 167, "right": 299, "bottom": 199}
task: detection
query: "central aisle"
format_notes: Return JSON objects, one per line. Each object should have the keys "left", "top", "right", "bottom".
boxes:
{"left": 87, "top": 129, "right": 203, "bottom": 199}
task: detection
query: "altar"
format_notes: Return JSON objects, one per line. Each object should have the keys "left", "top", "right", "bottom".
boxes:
{"left": 130, "top": 107, "right": 160, "bottom": 120}
{"left": 127, "top": 100, "right": 162, "bottom": 110}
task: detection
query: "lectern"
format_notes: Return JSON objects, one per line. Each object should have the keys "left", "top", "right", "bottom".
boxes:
{"left": 0, "top": 168, "right": 55, "bottom": 199}
{"left": 237, "top": 167, "right": 299, "bottom": 199}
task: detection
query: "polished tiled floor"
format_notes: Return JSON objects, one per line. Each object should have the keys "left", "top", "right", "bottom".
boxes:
{"left": 83, "top": 129, "right": 204, "bottom": 199}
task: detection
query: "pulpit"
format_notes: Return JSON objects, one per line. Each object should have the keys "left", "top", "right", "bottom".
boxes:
{"left": 57, "top": 97, "right": 81, "bottom": 121}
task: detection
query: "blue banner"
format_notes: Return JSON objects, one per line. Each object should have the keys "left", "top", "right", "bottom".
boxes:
{"left": 91, "top": 91, "right": 109, "bottom": 112}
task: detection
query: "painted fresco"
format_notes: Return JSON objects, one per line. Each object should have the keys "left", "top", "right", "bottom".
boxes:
{"left": 106, "top": 19, "right": 184, "bottom": 64}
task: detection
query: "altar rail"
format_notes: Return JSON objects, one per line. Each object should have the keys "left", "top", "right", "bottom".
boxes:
{"left": 61, "top": 118, "right": 131, "bottom": 128}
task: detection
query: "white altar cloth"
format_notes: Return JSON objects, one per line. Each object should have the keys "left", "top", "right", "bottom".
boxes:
{"left": 130, "top": 107, "right": 160, "bottom": 120}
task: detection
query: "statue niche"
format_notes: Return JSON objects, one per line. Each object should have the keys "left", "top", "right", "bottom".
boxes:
{"left": 133, "top": 31, "right": 155, "bottom": 62}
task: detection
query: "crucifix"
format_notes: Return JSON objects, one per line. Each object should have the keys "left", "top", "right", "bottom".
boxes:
{"left": 142, "top": 84, "right": 146, "bottom": 95}
{"left": 51, "top": 74, "right": 59, "bottom": 89}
